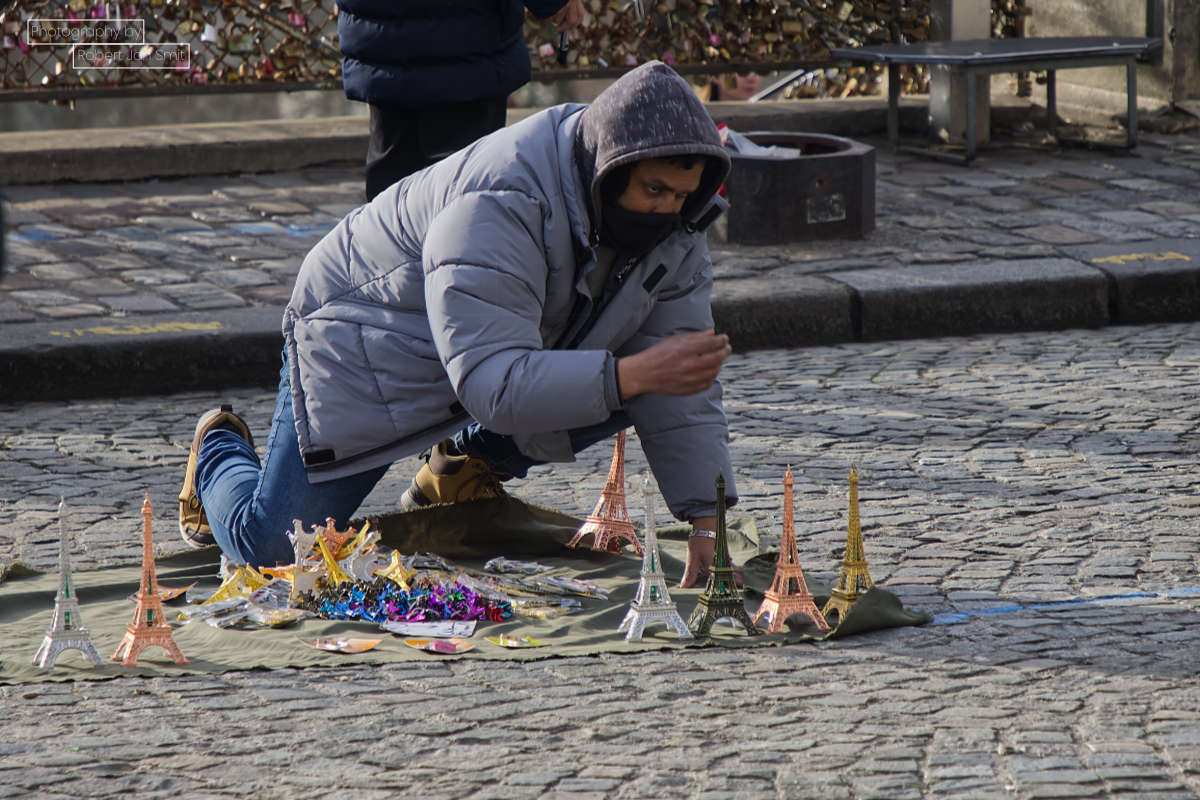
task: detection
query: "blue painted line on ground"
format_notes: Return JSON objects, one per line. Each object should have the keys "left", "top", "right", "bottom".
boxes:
{"left": 285, "top": 223, "right": 328, "bottom": 236}
{"left": 95, "top": 226, "right": 160, "bottom": 240}
{"left": 160, "top": 226, "right": 212, "bottom": 234}
{"left": 932, "top": 588, "right": 1198, "bottom": 625}
{"left": 10, "top": 228, "right": 62, "bottom": 242}
{"left": 227, "top": 222, "right": 326, "bottom": 238}
{"left": 229, "top": 223, "right": 289, "bottom": 235}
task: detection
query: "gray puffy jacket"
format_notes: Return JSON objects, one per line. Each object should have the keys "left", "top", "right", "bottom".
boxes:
{"left": 283, "top": 62, "right": 738, "bottom": 521}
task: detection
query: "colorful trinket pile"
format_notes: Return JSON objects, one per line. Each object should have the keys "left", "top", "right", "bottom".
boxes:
{"left": 298, "top": 577, "right": 512, "bottom": 623}
{"left": 181, "top": 517, "right": 606, "bottom": 638}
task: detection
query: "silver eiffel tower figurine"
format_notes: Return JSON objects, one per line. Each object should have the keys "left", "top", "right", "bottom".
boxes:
{"left": 33, "top": 498, "right": 103, "bottom": 668}
{"left": 618, "top": 474, "right": 693, "bottom": 642}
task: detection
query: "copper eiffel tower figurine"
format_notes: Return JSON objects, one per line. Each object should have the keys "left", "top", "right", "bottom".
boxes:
{"left": 112, "top": 494, "right": 189, "bottom": 666}
{"left": 687, "top": 473, "right": 760, "bottom": 636}
{"left": 618, "top": 474, "right": 693, "bottom": 641}
{"left": 32, "top": 499, "right": 104, "bottom": 668}
{"left": 821, "top": 466, "right": 874, "bottom": 625}
{"left": 568, "top": 429, "right": 643, "bottom": 555}
{"left": 753, "top": 468, "right": 831, "bottom": 634}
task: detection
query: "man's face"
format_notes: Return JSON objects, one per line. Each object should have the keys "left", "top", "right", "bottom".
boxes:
{"left": 616, "top": 158, "right": 705, "bottom": 215}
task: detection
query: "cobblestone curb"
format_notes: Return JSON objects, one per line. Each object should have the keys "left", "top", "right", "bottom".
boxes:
{"left": 4, "top": 102, "right": 1200, "bottom": 401}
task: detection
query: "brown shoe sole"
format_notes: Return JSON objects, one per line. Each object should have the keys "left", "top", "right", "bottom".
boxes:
{"left": 178, "top": 404, "right": 254, "bottom": 548}
{"left": 399, "top": 482, "right": 432, "bottom": 511}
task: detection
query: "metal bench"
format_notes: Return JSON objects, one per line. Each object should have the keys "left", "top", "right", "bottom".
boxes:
{"left": 830, "top": 36, "right": 1163, "bottom": 163}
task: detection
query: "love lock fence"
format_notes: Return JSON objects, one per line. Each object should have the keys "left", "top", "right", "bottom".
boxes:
{"left": 0, "top": 1, "right": 1022, "bottom": 103}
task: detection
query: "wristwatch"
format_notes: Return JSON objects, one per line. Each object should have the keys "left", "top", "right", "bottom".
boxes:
{"left": 688, "top": 529, "right": 716, "bottom": 539}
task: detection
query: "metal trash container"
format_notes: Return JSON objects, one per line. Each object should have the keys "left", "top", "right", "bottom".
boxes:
{"left": 714, "top": 131, "right": 875, "bottom": 245}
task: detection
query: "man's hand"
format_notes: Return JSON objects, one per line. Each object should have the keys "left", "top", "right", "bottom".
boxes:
{"left": 549, "top": 0, "right": 584, "bottom": 31}
{"left": 679, "top": 517, "right": 744, "bottom": 589}
{"left": 618, "top": 329, "right": 731, "bottom": 401}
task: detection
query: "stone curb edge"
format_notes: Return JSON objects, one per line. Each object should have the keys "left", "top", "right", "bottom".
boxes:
{"left": 0, "top": 99, "right": 935, "bottom": 185}
{"left": 5, "top": 255, "right": 1200, "bottom": 402}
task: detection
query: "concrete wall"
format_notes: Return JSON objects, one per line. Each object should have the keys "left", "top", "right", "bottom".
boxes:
{"left": 1172, "top": 0, "right": 1200, "bottom": 101}
{"left": 1026, "top": 0, "right": 1197, "bottom": 117}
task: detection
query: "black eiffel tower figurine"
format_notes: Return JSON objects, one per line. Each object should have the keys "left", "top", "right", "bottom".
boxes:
{"left": 687, "top": 472, "right": 761, "bottom": 636}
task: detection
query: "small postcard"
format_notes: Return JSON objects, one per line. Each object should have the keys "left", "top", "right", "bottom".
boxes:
{"left": 129, "top": 582, "right": 196, "bottom": 603}
{"left": 402, "top": 637, "right": 475, "bottom": 654}
{"left": 485, "top": 634, "right": 548, "bottom": 649}
{"left": 301, "top": 638, "right": 382, "bottom": 654}
{"left": 380, "top": 620, "right": 477, "bottom": 638}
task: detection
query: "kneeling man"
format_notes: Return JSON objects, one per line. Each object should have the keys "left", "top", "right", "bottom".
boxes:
{"left": 179, "top": 61, "right": 739, "bottom": 588}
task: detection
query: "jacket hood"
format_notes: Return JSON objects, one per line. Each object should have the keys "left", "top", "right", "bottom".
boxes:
{"left": 574, "top": 61, "right": 731, "bottom": 236}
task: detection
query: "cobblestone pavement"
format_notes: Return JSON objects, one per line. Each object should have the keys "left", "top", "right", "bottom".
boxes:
{"left": 4, "top": 323, "right": 1200, "bottom": 798}
{"left": 4, "top": 129, "right": 1200, "bottom": 326}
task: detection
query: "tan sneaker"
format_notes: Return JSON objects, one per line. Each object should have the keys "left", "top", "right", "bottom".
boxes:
{"left": 178, "top": 404, "right": 255, "bottom": 548}
{"left": 400, "top": 439, "right": 510, "bottom": 510}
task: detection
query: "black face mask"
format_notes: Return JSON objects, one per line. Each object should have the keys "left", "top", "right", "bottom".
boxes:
{"left": 599, "top": 201, "right": 681, "bottom": 257}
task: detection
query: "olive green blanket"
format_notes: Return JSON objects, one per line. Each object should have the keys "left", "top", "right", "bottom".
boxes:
{"left": 0, "top": 498, "right": 928, "bottom": 684}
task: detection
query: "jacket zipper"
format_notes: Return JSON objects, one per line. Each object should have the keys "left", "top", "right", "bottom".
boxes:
{"left": 568, "top": 255, "right": 637, "bottom": 349}
{"left": 614, "top": 256, "right": 638, "bottom": 286}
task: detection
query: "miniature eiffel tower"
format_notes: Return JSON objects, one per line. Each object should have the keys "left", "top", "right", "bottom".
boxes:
{"left": 288, "top": 519, "right": 319, "bottom": 605}
{"left": 32, "top": 499, "right": 104, "bottom": 668}
{"left": 618, "top": 474, "right": 693, "bottom": 641}
{"left": 821, "top": 466, "right": 874, "bottom": 625}
{"left": 567, "top": 429, "right": 643, "bottom": 556}
{"left": 687, "top": 472, "right": 760, "bottom": 636}
{"left": 752, "top": 468, "right": 830, "bottom": 634}
{"left": 112, "top": 494, "right": 189, "bottom": 666}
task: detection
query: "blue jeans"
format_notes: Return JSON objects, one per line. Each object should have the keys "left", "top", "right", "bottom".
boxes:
{"left": 196, "top": 357, "right": 630, "bottom": 567}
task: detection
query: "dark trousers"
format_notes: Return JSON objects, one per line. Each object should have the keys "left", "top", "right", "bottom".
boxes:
{"left": 364, "top": 96, "right": 508, "bottom": 201}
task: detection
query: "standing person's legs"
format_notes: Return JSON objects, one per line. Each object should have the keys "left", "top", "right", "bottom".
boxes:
{"left": 364, "top": 96, "right": 508, "bottom": 201}
{"left": 194, "top": 359, "right": 389, "bottom": 567}
{"left": 365, "top": 104, "right": 423, "bottom": 202}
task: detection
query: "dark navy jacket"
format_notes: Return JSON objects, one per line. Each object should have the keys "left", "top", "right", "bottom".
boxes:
{"left": 338, "top": 0, "right": 566, "bottom": 106}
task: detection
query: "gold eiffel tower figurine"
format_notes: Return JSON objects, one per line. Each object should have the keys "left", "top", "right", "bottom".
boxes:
{"left": 32, "top": 498, "right": 104, "bottom": 668}
{"left": 821, "top": 466, "right": 873, "bottom": 625}
{"left": 687, "top": 472, "right": 760, "bottom": 636}
{"left": 568, "top": 429, "right": 643, "bottom": 555}
{"left": 753, "top": 468, "right": 830, "bottom": 634}
{"left": 112, "top": 494, "right": 189, "bottom": 666}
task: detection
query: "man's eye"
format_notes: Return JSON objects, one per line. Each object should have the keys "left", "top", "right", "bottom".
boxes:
{"left": 645, "top": 185, "right": 661, "bottom": 194}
